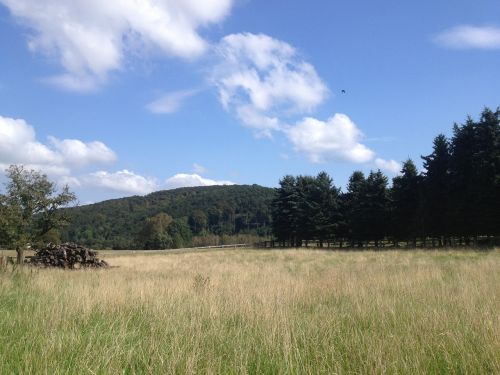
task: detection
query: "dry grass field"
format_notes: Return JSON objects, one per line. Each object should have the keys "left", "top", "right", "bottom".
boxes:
{"left": 0, "top": 249, "right": 499, "bottom": 374}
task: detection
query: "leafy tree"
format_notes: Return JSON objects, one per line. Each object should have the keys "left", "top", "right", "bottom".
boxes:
{"left": 0, "top": 165, "right": 76, "bottom": 263}
{"left": 168, "top": 218, "right": 192, "bottom": 249}
{"left": 137, "top": 212, "right": 173, "bottom": 250}
{"left": 188, "top": 210, "right": 208, "bottom": 234}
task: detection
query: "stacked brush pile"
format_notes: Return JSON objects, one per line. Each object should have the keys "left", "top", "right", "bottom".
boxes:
{"left": 28, "top": 243, "right": 109, "bottom": 269}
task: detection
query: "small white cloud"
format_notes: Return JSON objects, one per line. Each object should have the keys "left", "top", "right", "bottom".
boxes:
{"left": 48, "top": 137, "right": 116, "bottom": 167}
{"left": 1, "top": 0, "right": 235, "bottom": 90}
{"left": 285, "top": 114, "right": 375, "bottom": 164}
{"left": 375, "top": 158, "right": 401, "bottom": 174}
{"left": 84, "top": 170, "right": 158, "bottom": 195}
{"left": 147, "top": 89, "right": 199, "bottom": 114}
{"left": 165, "top": 173, "right": 234, "bottom": 189}
{"left": 434, "top": 25, "right": 500, "bottom": 49}
{"left": 192, "top": 163, "right": 207, "bottom": 174}
{"left": 212, "top": 33, "right": 328, "bottom": 135}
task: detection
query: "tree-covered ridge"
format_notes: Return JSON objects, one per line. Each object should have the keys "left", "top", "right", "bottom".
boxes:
{"left": 61, "top": 184, "right": 274, "bottom": 249}
{"left": 272, "top": 107, "right": 500, "bottom": 247}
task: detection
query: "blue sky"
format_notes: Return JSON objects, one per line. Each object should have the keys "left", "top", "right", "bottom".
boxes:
{"left": 0, "top": 0, "right": 499, "bottom": 203}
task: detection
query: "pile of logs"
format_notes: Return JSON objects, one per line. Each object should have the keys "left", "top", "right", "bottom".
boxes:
{"left": 28, "top": 243, "right": 109, "bottom": 269}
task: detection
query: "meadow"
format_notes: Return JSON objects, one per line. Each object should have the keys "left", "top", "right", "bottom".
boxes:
{"left": 0, "top": 249, "right": 499, "bottom": 374}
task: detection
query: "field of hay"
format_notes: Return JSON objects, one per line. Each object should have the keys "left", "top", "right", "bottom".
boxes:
{"left": 0, "top": 249, "right": 499, "bottom": 374}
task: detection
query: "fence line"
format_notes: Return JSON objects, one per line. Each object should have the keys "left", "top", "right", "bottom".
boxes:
{"left": 192, "top": 244, "right": 252, "bottom": 250}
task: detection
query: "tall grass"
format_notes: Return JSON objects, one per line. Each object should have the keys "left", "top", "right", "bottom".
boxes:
{"left": 0, "top": 249, "right": 498, "bottom": 374}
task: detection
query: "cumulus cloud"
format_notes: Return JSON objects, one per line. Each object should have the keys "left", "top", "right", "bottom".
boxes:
{"left": 84, "top": 170, "right": 159, "bottom": 195}
{"left": 48, "top": 137, "right": 116, "bottom": 167}
{"left": 0, "top": 0, "right": 234, "bottom": 91}
{"left": 212, "top": 33, "right": 328, "bottom": 137}
{"left": 147, "top": 89, "right": 199, "bottom": 114}
{"left": 375, "top": 158, "right": 401, "bottom": 174}
{"left": 434, "top": 25, "right": 500, "bottom": 49}
{"left": 0, "top": 115, "right": 115, "bottom": 176}
{"left": 165, "top": 173, "right": 234, "bottom": 189}
{"left": 285, "top": 114, "right": 375, "bottom": 164}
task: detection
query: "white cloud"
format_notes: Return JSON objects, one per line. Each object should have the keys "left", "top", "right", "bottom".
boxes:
{"left": 165, "top": 173, "right": 234, "bottom": 189}
{"left": 0, "top": 114, "right": 116, "bottom": 187}
{"left": 84, "top": 170, "right": 159, "bottom": 195}
{"left": 0, "top": 115, "right": 115, "bottom": 173}
{"left": 285, "top": 114, "right": 375, "bottom": 164}
{"left": 48, "top": 137, "right": 116, "bottom": 167}
{"left": 0, "top": 0, "right": 234, "bottom": 91}
{"left": 147, "top": 89, "right": 199, "bottom": 114}
{"left": 375, "top": 158, "right": 401, "bottom": 174}
{"left": 192, "top": 163, "right": 208, "bottom": 174}
{"left": 212, "top": 33, "right": 328, "bottom": 136}
{"left": 434, "top": 25, "right": 500, "bottom": 49}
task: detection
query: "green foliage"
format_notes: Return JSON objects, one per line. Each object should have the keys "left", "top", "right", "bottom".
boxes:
{"left": 272, "top": 172, "right": 341, "bottom": 246}
{"left": 62, "top": 185, "right": 274, "bottom": 249}
{"left": 272, "top": 107, "right": 500, "bottom": 246}
{"left": 391, "top": 159, "right": 422, "bottom": 242}
{"left": 0, "top": 165, "right": 76, "bottom": 249}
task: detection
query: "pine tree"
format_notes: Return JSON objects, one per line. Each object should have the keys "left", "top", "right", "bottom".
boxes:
{"left": 391, "top": 159, "right": 421, "bottom": 246}
{"left": 422, "top": 134, "right": 451, "bottom": 245}
{"left": 343, "top": 171, "right": 367, "bottom": 246}
{"left": 364, "top": 170, "right": 390, "bottom": 246}
{"left": 271, "top": 175, "right": 299, "bottom": 245}
{"left": 473, "top": 108, "right": 500, "bottom": 238}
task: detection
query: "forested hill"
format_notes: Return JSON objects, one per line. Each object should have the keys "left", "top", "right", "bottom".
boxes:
{"left": 61, "top": 184, "right": 274, "bottom": 249}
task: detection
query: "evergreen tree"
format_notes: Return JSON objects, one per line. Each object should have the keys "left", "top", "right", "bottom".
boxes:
{"left": 391, "top": 159, "right": 421, "bottom": 245}
{"left": 343, "top": 171, "right": 367, "bottom": 246}
{"left": 421, "top": 134, "right": 451, "bottom": 245}
{"left": 449, "top": 118, "right": 476, "bottom": 240}
{"left": 271, "top": 175, "right": 299, "bottom": 245}
{"left": 364, "top": 170, "right": 390, "bottom": 246}
{"left": 473, "top": 108, "right": 500, "bottom": 237}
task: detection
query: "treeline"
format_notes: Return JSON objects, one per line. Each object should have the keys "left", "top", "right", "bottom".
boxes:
{"left": 271, "top": 108, "right": 500, "bottom": 247}
{"left": 62, "top": 185, "right": 274, "bottom": 249}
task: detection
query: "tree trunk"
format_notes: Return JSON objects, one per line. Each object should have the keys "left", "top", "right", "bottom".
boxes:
{"left": 16, "top": 246, "right": 24, "bottom": 266}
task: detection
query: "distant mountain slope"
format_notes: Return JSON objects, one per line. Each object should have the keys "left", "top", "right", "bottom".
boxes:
{"left": 61, "top": 184, "right": 275, "bottom": 249}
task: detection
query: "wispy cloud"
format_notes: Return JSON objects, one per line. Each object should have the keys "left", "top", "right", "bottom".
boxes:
{"left": 434, "top": 25, "right": 500, "bottom": 49}
{"left": 0, "top": 0, "right": 235, "bottom": 91}
{"left": 147, "top": 89, "right": 200, "bottom": 114}
{"left": 212, "top": 32, "right": 328, "bottom": 138}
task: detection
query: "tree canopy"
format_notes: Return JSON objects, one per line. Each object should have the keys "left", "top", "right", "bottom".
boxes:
{"left": 0, "top": 165, "right": 76, "bottom": 251}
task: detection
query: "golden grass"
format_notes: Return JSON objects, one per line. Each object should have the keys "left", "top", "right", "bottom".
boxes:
{"left": 0, "top": 249, "right": 499, "bottom": 374}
